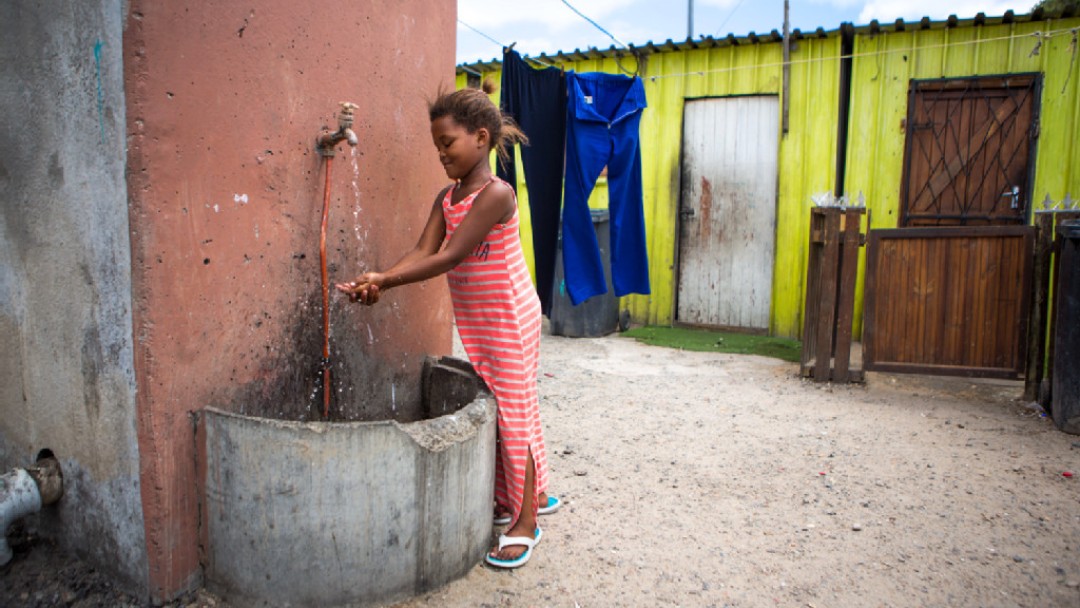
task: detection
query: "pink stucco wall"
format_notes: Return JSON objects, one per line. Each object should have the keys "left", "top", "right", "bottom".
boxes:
{"left": 124, "top": 2, "right": 455, "bottom": 598}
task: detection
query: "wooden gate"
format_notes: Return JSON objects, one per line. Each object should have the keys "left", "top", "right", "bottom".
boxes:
{"left": 676, "top": 96, "right": 779, "bottom": 330}
{"left": 863, "top": 226, "right": 1034, "bottom": 378}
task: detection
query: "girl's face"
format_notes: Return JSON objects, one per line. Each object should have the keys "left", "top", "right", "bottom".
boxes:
{"left": 430, "top": 115, "right": 489, "bottom": 181}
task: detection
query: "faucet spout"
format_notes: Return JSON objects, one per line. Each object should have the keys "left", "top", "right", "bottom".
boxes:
{"left": 317, "top": 127, "right": 358, "bottom": 155}
{"left": 317, "top": 101, "right": 359, "bottom": 157}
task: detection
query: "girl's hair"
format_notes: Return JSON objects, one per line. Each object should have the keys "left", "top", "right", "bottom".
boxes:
{"left": 428, "top": 79, "right": 527, "bottom": 164}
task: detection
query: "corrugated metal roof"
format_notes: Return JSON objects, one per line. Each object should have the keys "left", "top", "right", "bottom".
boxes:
{"left": 456, "top": 9, "right": 1077, "bottom": 73}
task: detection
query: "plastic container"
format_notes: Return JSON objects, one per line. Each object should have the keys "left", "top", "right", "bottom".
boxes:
{"left": 1052, "top": 220, "right": 1080, "bottom": 434}
{"left": 550, "top": 208, "right": 621, "bottom": 337}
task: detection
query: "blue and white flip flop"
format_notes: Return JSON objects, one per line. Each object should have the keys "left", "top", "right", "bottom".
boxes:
{"left": 538, "top": 495, "right": 563, "bottom": 515}
{"left": 485, "top": 527, "right": 542, "bottom": 569}
{"left": 494, "top": 495, "right": 562, "bottom": 525}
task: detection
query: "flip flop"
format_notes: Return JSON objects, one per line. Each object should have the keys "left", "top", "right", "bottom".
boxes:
{"left": 484, "top": 528, "right": 542, "bottom": 569}
{"left": 493, "top": 495, "right": 563, "bottom": 525}
{"left": 538, "top": 494, "right": 563, "bottom": 515}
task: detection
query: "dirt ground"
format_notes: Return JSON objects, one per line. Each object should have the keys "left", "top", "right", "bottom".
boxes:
{"left": 3, "top": 331, "right": 1080, "bottom": 607}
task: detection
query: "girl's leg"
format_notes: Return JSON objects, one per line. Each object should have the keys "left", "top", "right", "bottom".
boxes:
{"left": 495, "top": 490, "right": 550, "bottom": 520}
{"left": 490, "top": 449, "right": 538, "bottom": 561}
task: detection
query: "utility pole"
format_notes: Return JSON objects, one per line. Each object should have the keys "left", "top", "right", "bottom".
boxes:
{"left": 688, "top": 0, "right": 694, "bottom": 39}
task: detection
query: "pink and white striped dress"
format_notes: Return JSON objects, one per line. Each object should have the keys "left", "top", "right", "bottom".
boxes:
{"left": 443, "top": 177, "right": 549, "bottom": 527}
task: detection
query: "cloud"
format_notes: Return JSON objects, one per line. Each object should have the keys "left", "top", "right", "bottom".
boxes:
{"left": 697, "top": 0, "right": 742, "bottom": 8}
{"left": 459, "top": 0, "right": 637, "bottom": 30}
{"left": 857, "top": 1, "right": 1028, "bottom": 23}
{"left": 807, "top": 0, "right": 866, "bottom": 7}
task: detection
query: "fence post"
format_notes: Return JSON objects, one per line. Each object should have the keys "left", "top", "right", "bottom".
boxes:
{"left": 833, "top": 208, "right": 866, "bottom": 382}
{"left": 814, "top": 209, "right": 841, "bottom": 382}
{"left": 1024, "top": 212, "right": 1054, "bottom": 402}
{"left": 800, "top": 209, "right": 825, "bottom": 378}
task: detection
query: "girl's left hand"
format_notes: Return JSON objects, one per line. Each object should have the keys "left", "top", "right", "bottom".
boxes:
{"left": 335, "top": 272, "right": 384, "bottom": 305}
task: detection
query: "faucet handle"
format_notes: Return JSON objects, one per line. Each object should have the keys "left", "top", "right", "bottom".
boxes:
{"left": 338, "top": 102, "right": 358, "bottom": 129}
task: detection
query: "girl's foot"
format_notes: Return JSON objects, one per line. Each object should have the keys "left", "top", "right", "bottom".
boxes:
{"left": 490, "top": 449, "right": 541, "bottom": 564}
{"left": 485, "top": 528, "right": 542, "bottom": 569}
{"left": 489, "top": 523, "right": 539, "bottom": 563}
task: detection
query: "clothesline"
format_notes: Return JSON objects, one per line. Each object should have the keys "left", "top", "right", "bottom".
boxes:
{"left": 645, "top": 25, "right": 1079, "bottom": 82}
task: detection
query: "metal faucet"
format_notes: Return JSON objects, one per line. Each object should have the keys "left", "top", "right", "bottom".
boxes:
{"left": 317, "top": 102, "right": 359, "bottom": 157}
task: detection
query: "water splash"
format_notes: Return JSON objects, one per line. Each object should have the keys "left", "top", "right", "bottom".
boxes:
{"left": 350, "top": 147, "right": 366, "bottom": 243}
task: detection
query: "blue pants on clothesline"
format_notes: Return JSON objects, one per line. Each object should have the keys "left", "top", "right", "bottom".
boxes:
{"left": 562, "top": 71, "right": 650, "bottom": 305}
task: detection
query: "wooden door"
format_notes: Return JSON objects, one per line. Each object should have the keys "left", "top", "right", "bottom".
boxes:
{"left": 676, "top": 96, "right": 779, "bottom": 330}
{"left": 901, "top": 75, "right": 1040, "bottom": 226}
{"left": 862, "top": 75, "right": 1040, "bottom": 378}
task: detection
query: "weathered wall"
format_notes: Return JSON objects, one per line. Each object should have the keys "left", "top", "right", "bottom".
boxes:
{"left": 123, "top": 0, "right": 456, "bottom": 599}
{"left": 0, "top": 0, "right": 148, "bottom": 594}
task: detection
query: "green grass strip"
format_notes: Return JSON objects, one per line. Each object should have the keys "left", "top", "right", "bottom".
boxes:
{"left": 621, "top": 326, "right": 802, "bottom": 363}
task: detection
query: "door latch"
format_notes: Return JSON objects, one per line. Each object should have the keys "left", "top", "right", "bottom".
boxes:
{"left": 1001, "top": 185, "right": 1021, "bottom": 210}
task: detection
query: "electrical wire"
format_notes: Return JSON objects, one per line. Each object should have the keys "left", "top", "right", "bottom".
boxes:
{"left": 458, "top": 18, "right": 505, "bottom": 48}
{"left": 559, "top": 0, "right": 627, "bottom": 48}
{"left": 714, "top": 0, "right": 749, "bottom": 37}
{"left": 458, "top": 18, "right": 560, "bottom": 69}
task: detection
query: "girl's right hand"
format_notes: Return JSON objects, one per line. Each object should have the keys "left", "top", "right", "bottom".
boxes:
{"left": 335, "top": 273, "right": 384, "bottom": 305}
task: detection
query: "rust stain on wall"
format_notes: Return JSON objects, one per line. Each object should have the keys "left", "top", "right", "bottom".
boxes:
{"left": 699, "top": 176, "right": 713, "bottom": 240}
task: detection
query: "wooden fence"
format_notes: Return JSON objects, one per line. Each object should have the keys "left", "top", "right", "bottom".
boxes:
{"left": 1026, "top": 202, "right": 1080, "bottom": 402}
{"left": 800, "top": 204, "right": 867, "bottom": 383}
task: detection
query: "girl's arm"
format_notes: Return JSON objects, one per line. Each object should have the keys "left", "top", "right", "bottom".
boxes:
{"left": 336, "top": 181, "right": 515, "bottom": 301}
{"left": 382, "top": 185, "right": 453, "bottom": 272}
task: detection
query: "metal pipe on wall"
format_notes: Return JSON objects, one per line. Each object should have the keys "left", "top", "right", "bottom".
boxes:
{"left": 0, "top": 457, "right": 63, "bottom": 565}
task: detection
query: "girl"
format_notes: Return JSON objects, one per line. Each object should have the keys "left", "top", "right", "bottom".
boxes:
{"left": 335, "top": 82, "right": 559, "bottom": 569}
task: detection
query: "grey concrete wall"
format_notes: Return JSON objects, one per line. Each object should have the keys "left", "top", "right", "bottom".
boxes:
{"left": 0, "top": 0, "right": 147, "bottom": 595}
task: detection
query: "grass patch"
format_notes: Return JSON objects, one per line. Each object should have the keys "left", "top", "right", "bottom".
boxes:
{"left": 621, "top": 325, "right": 802, "bottom": 363}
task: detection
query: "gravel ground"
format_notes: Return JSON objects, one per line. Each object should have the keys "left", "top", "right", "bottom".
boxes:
{"left": 3, "top": 331, "right": 1079, "bottom": 608}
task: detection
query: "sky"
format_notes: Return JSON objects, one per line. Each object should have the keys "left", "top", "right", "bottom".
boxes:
{"left": 457, "top": 0, "right": 1034, "bottom": 64}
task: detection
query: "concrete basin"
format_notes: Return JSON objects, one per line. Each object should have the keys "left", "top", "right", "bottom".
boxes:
{"left": 198, "top": 356, "right": 494, "bottom": 607}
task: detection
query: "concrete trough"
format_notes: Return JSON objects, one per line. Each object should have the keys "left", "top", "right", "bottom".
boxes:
{"left": 198, "top": 357, "right": 495, "bottom": 607}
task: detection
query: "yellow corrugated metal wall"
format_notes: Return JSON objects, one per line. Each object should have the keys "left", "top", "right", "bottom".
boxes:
{"left": 456, "top": 17, "right": 1078, "bottom": 340}
{"left": 774, "top": 37, "right": 843, "bottom": 338}
{"left": 844, "top": 17, "right": 1080, "bottom": 336}
{"left": 458, "top": 36, "right": 841, "bottom": 337}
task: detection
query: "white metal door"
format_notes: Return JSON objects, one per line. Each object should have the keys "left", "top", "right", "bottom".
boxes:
{"left": 677, "top": 96, "right": 779, "bottom": 330}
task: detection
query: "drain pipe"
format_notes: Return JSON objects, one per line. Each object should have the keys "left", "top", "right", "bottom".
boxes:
{"left": 1, "top": 457, "right": 63, "bottom": 565}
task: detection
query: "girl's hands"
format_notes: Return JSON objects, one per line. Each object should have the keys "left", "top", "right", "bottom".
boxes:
{"left": 335, "top": 272, "right": 385, "bottom": 305}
